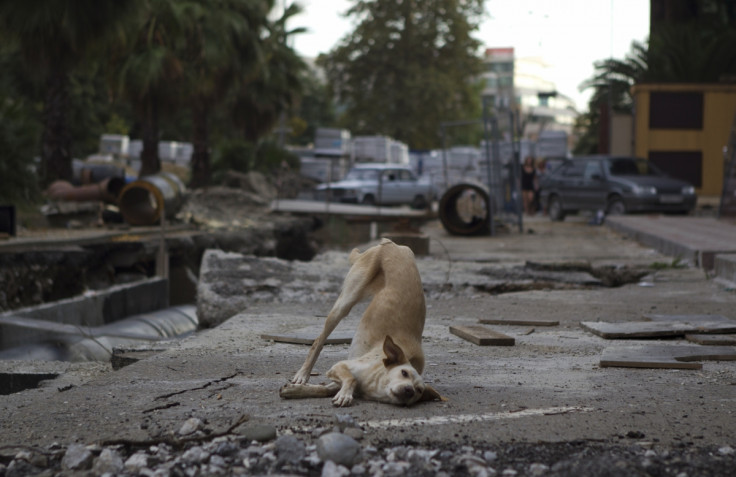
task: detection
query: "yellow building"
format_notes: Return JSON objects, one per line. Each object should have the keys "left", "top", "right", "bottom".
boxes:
{"left": 632, "top": 83, "right": 736, "bottom": 197}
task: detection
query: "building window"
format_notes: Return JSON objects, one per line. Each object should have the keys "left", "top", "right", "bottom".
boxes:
{"left": 498, "top": 77, "right": 513, "bottom": 87}
{"left": 649, "top": 92, "right": 703, "bottom": 129}
{"left": 649, "top": 151, "right": 702, "bottom": 187}
{"left": 490, "top": 62, "right": 513, "bottom": 74}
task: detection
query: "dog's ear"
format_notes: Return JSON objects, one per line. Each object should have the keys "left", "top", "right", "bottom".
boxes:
{"left": 418, "top": 385, "right": 447, "bottom": 403}
{"left": 382, "top": 336, "right": 408, "bottom": 367}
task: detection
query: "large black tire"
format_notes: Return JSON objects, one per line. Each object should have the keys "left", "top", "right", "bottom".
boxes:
{"left": 607, "top": 196, "right": 626, "bottom": 215}
{"left": 361, "top": 194, "right": 375, "bottom": 206}
{"left": 548, "top": 195, "right": 566, "bottom": 221}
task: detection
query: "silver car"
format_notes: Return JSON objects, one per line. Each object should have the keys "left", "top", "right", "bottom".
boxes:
{"left": 314, "top": 163, "right": 436, "bottom": 209}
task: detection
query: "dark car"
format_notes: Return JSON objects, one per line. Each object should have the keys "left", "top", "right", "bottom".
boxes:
{"left": 539, "top": 155, "right": 697, "bottom": 220}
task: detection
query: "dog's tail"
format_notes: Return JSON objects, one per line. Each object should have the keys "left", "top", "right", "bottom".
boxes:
{"left": 279, "top": 382, "right": 340, "bottom": 400}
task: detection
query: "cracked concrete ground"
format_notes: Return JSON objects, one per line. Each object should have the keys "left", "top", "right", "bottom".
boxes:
{"left": 1, "top": 215, "right": 735, "bottom": 455}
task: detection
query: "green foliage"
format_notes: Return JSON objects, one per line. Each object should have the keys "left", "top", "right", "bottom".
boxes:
{"left": 321, "top": 0, "right": 485, "bottom": 149}
{"left": 0, "top": 96, "right": 41, "bottom": 204}
{"left": 576, "top": 2, "right": 736, "bottom": 153}
{"left": 290, "top": 63, "right": 337, "bottom": 146}
{"left": 211, "top": 138, "right": 299, "bottom": 183}
{"left": 252, "top": 140, "right": 300, "bottom": 173}
{"left": 212, "top": 138, "right": 256, "bottom": 179}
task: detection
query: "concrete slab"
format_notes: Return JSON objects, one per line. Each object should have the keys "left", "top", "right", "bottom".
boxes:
{"left": 605, "top": 215, "right": 736, "bottom": 270}
{"left": 3, "top": 216, "right": 736, "bottom": 453}
{"left": 714, "top": 253, "right": 736, "bottom": 287}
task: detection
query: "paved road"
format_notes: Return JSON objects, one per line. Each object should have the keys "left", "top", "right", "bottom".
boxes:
{"left": 1, "top": 216, "right": 735, "bottom": 454}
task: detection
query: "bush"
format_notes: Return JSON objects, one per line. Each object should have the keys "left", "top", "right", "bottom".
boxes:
{"left": 0, "top": 96, "right": 40, "bottom": 204}
{"left": 211, "top": 138, "right": 299, "bottom": 183}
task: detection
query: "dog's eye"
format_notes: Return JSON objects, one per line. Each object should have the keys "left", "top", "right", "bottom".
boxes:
{"left": 401, "top": 370, "right": 409, "bottom": 378}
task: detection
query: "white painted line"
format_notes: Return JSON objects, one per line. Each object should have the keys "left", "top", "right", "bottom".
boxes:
{"left": 359, "top": 406, "right": 595, "bottom": 429}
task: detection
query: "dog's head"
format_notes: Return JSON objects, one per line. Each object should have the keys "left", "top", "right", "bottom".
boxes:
{"left": 381, "top": 336, "right": 443, "bottom": 406}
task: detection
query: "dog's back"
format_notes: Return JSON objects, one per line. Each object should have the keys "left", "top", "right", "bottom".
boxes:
{"left": 346, "top": 239, "right": 426, "bottom": 372}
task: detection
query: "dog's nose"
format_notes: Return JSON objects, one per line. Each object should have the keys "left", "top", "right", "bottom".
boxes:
{"left": 403, "top": 386, "right": 415, "bottom": 398}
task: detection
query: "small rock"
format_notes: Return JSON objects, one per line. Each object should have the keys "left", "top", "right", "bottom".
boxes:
{"left": 483, "top": 451, "right": 498, "bottom": 463}
{"left": 124, "top": 452, "right": 151, "bottom": 472}
{"left": 719, "top": 446, "right": 735, "bottom": 456}
{"left": 322, "top": 460, "right": 351, "bottom": 477}
{"left": 61, "top": 444, "right": 94, "bottom": 471}
{"left": 214, "top": 441, "right": 240, "bottom": 457}
{"left": 383, "top": 460, "right": 411, "bottom": 475}
{"left": 6, "top": 459, "right": 40, "bottom": 477}
{"left": 529, "top": 462, "right": 549, "bottom": 476}
{"left": 312, "top": 426, "right": 329, "bottom": 439}
{"left": 92, "top": 448, "right": 124, "bottom": 475}
{"left": 626, "top": 430, "right": 645, "bottom": 439}
{"left": 238, "top": 424, "right": 277, "bottom": 443}
{"left": 502, "top": 469, "right": 518, "bottom": 476}
{"left": 209, "top": 454, "right": 227, "bottom": 468}
{"left": 178, "top": 417, "right": 204, "bottom": 436}
{"left": 317, "top": 432, "right": 363, "bottom": 467}
{"left": 182, "top": 445, "right": 210, "bottom": 464}
{"left": 335, "top": 413, "right": 357, "bottom": 430}
{"left": 275, "top": 435, "right": 306, "bottom": 465}
{"left": 351, "top": 463, "right": 367, "bottom": 475}
{"left": 344, "top": 427, "right": 364, "bottom": 441}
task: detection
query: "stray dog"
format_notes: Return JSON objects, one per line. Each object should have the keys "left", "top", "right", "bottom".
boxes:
{"left": 280, "top": 238, "right": 443, "bottom": 407}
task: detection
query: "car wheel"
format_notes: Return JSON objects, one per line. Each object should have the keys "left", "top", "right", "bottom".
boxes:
{"left": 548, "top": 196, "right": 566, "bottom": 221}
{"left": 607, "top": 197, "right": 626, "bottom": 215}
{"left": 411, "top": 195, "right": 428, "bottom": 209}
{"left": 361, "top": 194, "right": 376, "bottom": 206}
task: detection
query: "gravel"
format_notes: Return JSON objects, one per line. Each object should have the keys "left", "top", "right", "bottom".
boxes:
{"left": 2, "top": 416, "right": 734, "bottom": 476}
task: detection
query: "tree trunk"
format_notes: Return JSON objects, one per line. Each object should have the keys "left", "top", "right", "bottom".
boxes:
{"left": 189, "top": 100, "right": 210, "bottom": 189}
{"left": 139, "top": 97, "right": 161, "bottom": 177}
{"left": 41, "top": 71, "right": 73, "bottom": 187}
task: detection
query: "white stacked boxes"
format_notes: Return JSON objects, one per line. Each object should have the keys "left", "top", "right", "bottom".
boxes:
{"left": 315, "top": 128, "right": 351, "bottom": 156}
{"left": 100, "top": 134, "right": 130, "bottom": 157}
{"left": 352, "top": 135, "right": 391, "bottom": 162}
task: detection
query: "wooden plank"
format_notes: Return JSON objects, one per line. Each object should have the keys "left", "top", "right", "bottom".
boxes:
{"left": 479, "top": 318, "right": 559, "bottom": 327}
{"left": 600, "top": 345, "right": 736, "bottom": 370}
{"left": 449, "top": 325, "right": 515, "bottom": 346}
{"left": 261, "top": 331, "right": 352, "bottom": 345}
{"left": 685, "top": 334, "right": 736, "bottom": 346}
{"left": 644, "top": 314, "right": 733, "bottom": 323}
{"left": 581, "top": 320, "right": 736, "bottom": 339}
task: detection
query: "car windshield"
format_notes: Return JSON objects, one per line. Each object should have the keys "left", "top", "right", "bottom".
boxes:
{"left": 344, "top": 169, "right": 380, "bottom": 181}
{"left": 604, "top": 158, "right": 661, "bottom": 177}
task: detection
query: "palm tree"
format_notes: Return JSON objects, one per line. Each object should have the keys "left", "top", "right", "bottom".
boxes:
{"left": 114, "top": 0, "right": 198, "bottom": 177}
{"left": 227, "top": 2, "right": 307, "bottom": 144}
{"left": 0, "top": 1, "right": 138, "bottom": 186}
{"left": 183, "top": 0, "right": 272, "bottom": 188}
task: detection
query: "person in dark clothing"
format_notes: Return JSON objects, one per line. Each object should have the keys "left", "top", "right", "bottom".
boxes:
{"left": 521, "top": 156, "right": 537, "bottom": 215}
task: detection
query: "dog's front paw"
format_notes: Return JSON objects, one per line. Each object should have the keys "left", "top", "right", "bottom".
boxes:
{"left": 332, "top": 390, "right": 354, "bottom": 407}
{"left": 292, "top": 370, "right": 310, "bottom": 385}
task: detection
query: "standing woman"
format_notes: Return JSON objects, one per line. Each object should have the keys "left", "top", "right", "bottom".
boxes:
{"left": 521, "top": 156, "right": 537, "bottom": 215}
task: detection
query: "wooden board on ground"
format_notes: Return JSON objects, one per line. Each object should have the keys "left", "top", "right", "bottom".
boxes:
{"left": 600, "top": 345, "right": 736, "bottom": 370}
{"left": 479, "top": 318, "right": 559, "bottom": 327}
{"left": 261, "top": 330, "right": 352, "bottom": 345}
{"left": 644, "top": 314, "right": 733, "bottom": 323}
{"left": 685, "top": 334, "right": 736, "bottom": 346}
{"left": 449, "top": 325, "right": 515, "bottom": 346}
{"left": 580, "top": 320, "right": 736, "bottom": 339}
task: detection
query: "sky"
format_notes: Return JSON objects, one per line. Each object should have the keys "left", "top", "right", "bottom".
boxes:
{"left": 288, "top": 0, "right": 650, "bottom": 111}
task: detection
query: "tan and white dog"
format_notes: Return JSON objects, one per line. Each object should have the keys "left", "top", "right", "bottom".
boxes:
{"left": 280, "top": 238, "right": 442, "bottom": 407}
